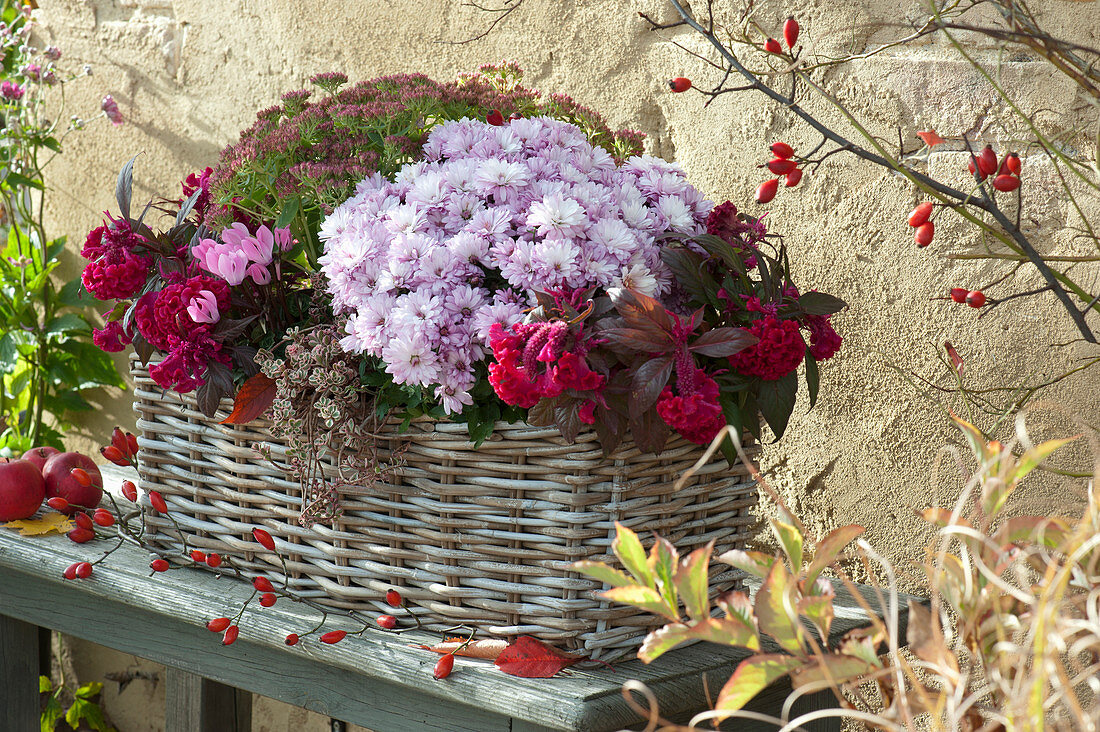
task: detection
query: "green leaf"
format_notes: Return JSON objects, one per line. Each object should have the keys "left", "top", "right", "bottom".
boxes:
{"left": 757, "top": 370, "right": 798, "bottom": 439}
{"left": 275, "top": 196, "right": 301, "bottom": 228}
{"left": 45, "top": 313, "right": 90, "bottom": 337}
{"left": 805, "top": 524, "right": 864, "bottom": 587}
{"left": 673, "top": 541, "right": 713, "bottom": 621}
{"left": 798, "top": 291, "right": 847, "bottom": 315}
{"left": 39, "top": 675, "right": 52, "bottom": 693}
{"left": 57, "top": 278, "right": 97, "bottom": 308}
{"left": 0, "top": 332, "right": 16, "bottom": 373}
{"left": 4, "top": 170, "right": 44, "bottom": 191}
{"left": 638, "top": 623, "right": 695, "bottom": 663}
{"left": 756, "top": 560, "right": 804, "bottom": 655}
{"left": 770, "top": 519, "right": 803, "bottom": 572}
{"left": 715, "top": 654, "right": 803, "bottom": 715}
{"left": 612, "top": 522, "right": 654, "bottom": 588}
{"left": 717, "top": 549, "right": 775, "bottom": 579}
{"left": 805, "top": 349, "right": 819, "bottom": 408}
{"left": 1011, "top": 437, "right": 1078, "bottom": 486}
{"left": 601, "top": 585, "right": 674, "bottom": 618}
{"left": 41, "top": 692, "right": 64, "bottom": 732}
{"left": 572, "top": 560, "right": 635, "bottom": 588}
{"left": 688, "top": 614, "right": 760, "bottom": 650}
{"left": 647, "top": 535, "right": 678, "bottom": 613}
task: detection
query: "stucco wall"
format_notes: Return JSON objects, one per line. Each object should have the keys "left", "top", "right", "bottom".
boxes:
{"left": 33, "top": 0, "right": 1099, "bottom": 729}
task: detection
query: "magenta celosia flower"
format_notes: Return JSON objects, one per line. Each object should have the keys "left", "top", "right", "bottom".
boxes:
{"left": 181, "top": 167, "right": 213, "bottom": 219}
{"left": 655, "top": 367, "right": 725, "bottom": 445}
{"left": 92, "top": 316, "right": 133, "bottom": 353}
{"left": 728, "top": 316, "right": 806, "bottom": 381}
{"left": 706, "top": 201, "right": 765, "bottom": 270}
{"left": 80, "top": 215, "right": 151, "bottom": 300}
{"left": 134, "top": 277, "right": 230, "bottom": 352}
{"left": 805, "top": 314, "right": 842, "bottom": 361}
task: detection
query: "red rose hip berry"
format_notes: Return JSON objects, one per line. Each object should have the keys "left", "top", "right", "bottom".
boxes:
{"left": 92, "top": 508, "right": 115, "bottom": 527}
{"left": 259, "top": 593, "right": 277, "bottom": 607}
{"left": 206, "top": 617, "right": 231, "bottom": 633}
{"left": 908, "top": 202, "right": 933, "bottom": 228}
{"left": 783, "top": 17, "right": 800, "bottom": 48}
{"left": 764, "top": 38, "right": 783, "bottom": 54}
{"left": 285, "top": 633, "right": 299, "bottom": 646}
{"left": 966, "top": 290, "right": 986, "bottom": 308}
{"left": 784, "top": 168, "right": 803, "bottom": 187}
{"left": 992, "top": 174, "right": 1020, "bottom": 193}
{"left": 253, "top": 576, "right": 274, "bottom": 592}
{"left": 434, "top": 653, "right": 455, "bottom": 680}
{"left": 770, "top": 141, "right": 794, "bottom": 159}
{"left": 121, "top": 480, "right": 138, "bottom": 503}
{"left": 148, "top": 491, "right": 168, "bottom": 514}
{"left": 150, "top": 558, "right": 170, "bottom": 572}
{"left": 766, "top": 158, "right": 797, "bottom": 175}
{"left": 320, "top": 630, "right": 347, "bottom": 644}
{"left": 222, "top": 625, "right": 239, "bottom": 646}
{"left": 377, "top": 614, "right": 398, "bottom": 629}
{"left": 668, "top": 77, "right": 692, "bottom": 93}
{"left": 75, "top": 562, "right": 93, "bottom": 579}
{"left": 914, "top": 222, "right": 935, "bottom": 247}
{"left": 755, "top": 178, "right": 779, "bottom": 204}
{"left": 252, "top": 527, "right": 276, "bottom": 551}
{"left": 385, "top": 589, "right": 403, "bottom": 607}
{"left": 950, "top": 288, "right": 968, "bottom": 303}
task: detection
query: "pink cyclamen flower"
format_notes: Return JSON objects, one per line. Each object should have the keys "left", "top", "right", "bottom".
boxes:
{"left": 0, "top": 81, "right": 24, "bottom": 100}
{"left": 185, "top": 290, "right": 221, "bottom": 324}
{"left": 101, "top": 94, "right": 123, "bottom": 125}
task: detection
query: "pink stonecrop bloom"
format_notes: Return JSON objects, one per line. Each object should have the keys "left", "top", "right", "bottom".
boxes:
{"left": 319, "top": 116, "right": 713, "bottom": 416}
{"left": 185, "top": 290, "right": 221, "bottom": 324}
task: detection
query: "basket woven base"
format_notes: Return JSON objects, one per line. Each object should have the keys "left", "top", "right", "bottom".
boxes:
{"left": 132, "top": 361, "right": 759, "bottom": 660}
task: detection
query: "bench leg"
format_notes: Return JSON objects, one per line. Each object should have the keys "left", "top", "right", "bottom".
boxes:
{"left": 0, "top": 615, "right": 41, "bottom": 731}
{"left": 166, "top": 667, "right": 252, "bottom": 732}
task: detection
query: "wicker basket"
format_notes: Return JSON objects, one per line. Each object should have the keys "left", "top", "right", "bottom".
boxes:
{"left": 132, "top": 360, "right": 759, "bottom": 659}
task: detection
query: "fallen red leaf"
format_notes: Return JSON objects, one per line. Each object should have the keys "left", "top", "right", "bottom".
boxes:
{"left": 494, "top": 636, "right": 583, "bottom": 678}
{"left": 221, "top": 373, "right": 277, "bottom": 425}
{"left": 916, "top": 130, "right": 946, "bottom": 147}
{"left": 415, "top": 638, "right": 510, "bottom": 660}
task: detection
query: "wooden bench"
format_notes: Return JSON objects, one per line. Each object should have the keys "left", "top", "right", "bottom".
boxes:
{"left": 0, "top": 468, "right": 913, "bottom": 731}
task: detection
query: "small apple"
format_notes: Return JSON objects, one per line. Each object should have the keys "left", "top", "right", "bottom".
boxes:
{"left": 22, "top": 446, "right": 61, "bottom": 473}
{"left": 0, "top": 459, "right": 46, "bottom": 521}
{"left": 42, "top": 452, "right": 103, "bottom": 513}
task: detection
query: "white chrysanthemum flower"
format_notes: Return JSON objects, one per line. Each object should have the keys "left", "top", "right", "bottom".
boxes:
{"left": 612, "top": 262, "right": 659, "bottom": 297}
{"left": 527, "top": 194, "right": 587, "bottom": 239}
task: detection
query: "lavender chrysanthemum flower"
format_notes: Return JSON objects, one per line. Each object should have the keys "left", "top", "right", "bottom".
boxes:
{"left": 319, "top": 116, "right": 712, "bottom": 415}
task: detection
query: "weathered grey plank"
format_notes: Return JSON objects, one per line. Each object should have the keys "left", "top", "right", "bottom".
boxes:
{"left": 0, "top": 511, "right": 916, "bottom": 732}
{"left": 166, "top": 667, "right": 252, "bottom": 732}
{"left": 1, "top": 613, "right": 41, "bottom": 731}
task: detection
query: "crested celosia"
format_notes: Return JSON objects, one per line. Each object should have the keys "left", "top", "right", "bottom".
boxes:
{"left": 655, "top": 367, "right": 725, "bottom": 445}
{"left": 132, "top": 276, "right": 232, "bottom": 392}
{"left": 80, "top": 215, "right": 151, "bottom": 300}
{"left": 728, "top": 316, "right": 806, "bottom": 381}
{"left": 320, "top": 116, "right": 711, "bottom": 414}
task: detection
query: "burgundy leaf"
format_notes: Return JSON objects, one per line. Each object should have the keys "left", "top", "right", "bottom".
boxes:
{"left": 600, "top": 327, "right": 673, "bottom": 353}
{"left": 690, "top": 327, "right": 758, "bottom": 357}
{"left": 221, "top": 373, "right": 277, "bottom": 425}
{"left": 630, "top": 356, "right": 674, "bottom": 418}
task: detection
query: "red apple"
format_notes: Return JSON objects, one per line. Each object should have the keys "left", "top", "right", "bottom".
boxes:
{"left": 0, "top": 459, "right": 46, "bottom": 521}
{"left": 22, "top": 446, "right": 61, "bottom": 473}
{"left": 42, "top": 452, "right": 103, "bottom": 513}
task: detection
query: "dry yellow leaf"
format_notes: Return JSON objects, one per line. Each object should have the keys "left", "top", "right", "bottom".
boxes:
{"left": 4, "top": 512, "right": 73, "bottom": 536}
